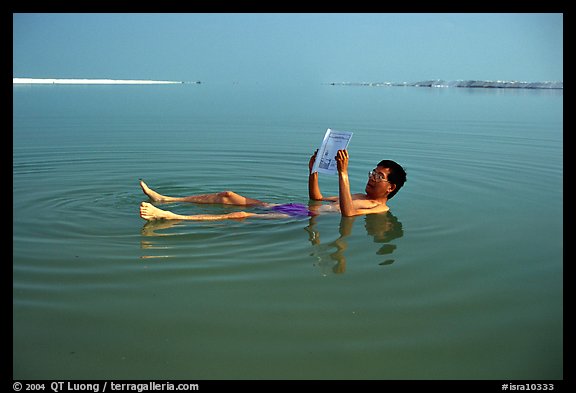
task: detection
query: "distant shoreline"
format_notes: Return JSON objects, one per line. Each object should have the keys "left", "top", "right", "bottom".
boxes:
{"left": 326, "top": 80, "right": 563, "bottom": 90}
{"left": 13, "top": 78, "right": 186, "bottom": 85}
{"left": 13, "top": 78, "right": 561, "bottom": 89}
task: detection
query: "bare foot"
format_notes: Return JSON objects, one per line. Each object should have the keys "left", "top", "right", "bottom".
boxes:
{"left": 140, "top": 202, "right": 176, "bottom": 220}
{"left": 139, "top": 179, "right": 170, "bottom": 202}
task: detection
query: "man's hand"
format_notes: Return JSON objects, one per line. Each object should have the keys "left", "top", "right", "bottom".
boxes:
{"left": 335, "top": 149, "right": 349, "bottom": 175}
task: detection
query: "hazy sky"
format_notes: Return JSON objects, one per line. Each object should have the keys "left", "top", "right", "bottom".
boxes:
{"left": 13, "top": 13, "right": 563, "bottom": 84}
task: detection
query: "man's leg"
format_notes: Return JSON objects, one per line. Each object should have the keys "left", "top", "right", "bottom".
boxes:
{"left": 140, "top": 202, "right": 287, "bottom": 221}
{"left": 140, "top": 180, "right": 269, "bottom": 206}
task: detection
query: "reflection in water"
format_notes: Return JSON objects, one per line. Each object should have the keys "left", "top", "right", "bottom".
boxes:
{"left": 140, "top": 220, "right": 183, "bottom": 259}
{"left": 139, "top": 213, "right": 404, "bottom": 271}
{"left": 306, "top": 212, "right": 404, "bottom": 274}
{"left": 364, "top": 212, "right": 404, "bottom": 266}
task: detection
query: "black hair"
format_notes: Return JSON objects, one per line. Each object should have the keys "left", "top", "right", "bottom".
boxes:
{"left": 376, "top": 160, "right": 407, "bottom": 200}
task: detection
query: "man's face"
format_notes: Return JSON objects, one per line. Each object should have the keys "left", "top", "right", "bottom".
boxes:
{"left": 365, "top": 166, "right": 395, "bottom": 198}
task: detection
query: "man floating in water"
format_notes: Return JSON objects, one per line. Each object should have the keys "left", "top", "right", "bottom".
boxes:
{"left": 139, "top": 149, "right": 406, "bottom": 221}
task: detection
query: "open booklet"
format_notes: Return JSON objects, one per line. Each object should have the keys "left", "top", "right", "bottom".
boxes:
{"left": 311, "top": 128, "right": 353, "bottom": 175}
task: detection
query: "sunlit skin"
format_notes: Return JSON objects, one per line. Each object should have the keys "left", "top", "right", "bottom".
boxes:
{"left": 139, "top": 180, "right": 287, "bottom": 221}
{"left": 309, "top": 149, "right": 396, "bottom": 217}
{"left": 139, "top": 201, "right": 257, "bottom": 221}
{"left": 139, "top": 149, "right": 397, "bottom": 221}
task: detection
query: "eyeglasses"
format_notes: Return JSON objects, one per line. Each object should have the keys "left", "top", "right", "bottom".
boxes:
{"left": 368, "top": 169, "right": 390, "bottom": 183}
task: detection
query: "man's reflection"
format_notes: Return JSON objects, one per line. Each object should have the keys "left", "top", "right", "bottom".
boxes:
{"left": 140, "top": 212, "right": 403, "bottom": 270}
{"left": 140, "top": 219, "right": 183, "bottom": 259}
{"left": 305, "top": 212, "right": 403, "bottom": 274}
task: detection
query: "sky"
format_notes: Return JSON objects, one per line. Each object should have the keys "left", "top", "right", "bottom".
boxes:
{"left": 13, "top": 13, "right": 563, "bottom": 84}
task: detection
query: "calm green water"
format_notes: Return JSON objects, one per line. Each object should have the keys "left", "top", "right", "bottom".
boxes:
{"left": 13, "top": 83, "right": 562, "bottom": 379}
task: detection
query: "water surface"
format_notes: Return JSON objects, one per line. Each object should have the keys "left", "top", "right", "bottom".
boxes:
{"left": 13, "top": 83, "right": 563, "bottom": 379}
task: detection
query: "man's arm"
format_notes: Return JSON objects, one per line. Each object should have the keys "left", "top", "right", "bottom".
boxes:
{"left": 309, "top": 150, "right": 324, "bottom": 200}
{"left": 335, "top": 149, "right": 358, "bottom": 217}
{"left": 309, "top": 173, "right": 324, "bottom": 201}
{"left": 309, "top": 150, "right": 339, "bottom": 202}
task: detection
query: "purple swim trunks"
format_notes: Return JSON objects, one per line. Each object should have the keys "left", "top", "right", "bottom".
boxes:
{"left": 270, "top": 203, "right": 313, "bottom": 217}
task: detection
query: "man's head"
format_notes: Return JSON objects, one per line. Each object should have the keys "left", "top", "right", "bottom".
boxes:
{"left": 365, "top": 160, "right": 407, "bottom": 200}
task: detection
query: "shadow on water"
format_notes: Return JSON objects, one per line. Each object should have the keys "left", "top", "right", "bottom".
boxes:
{"left": 305, "top": 212, "right": 404, "bottom": 274}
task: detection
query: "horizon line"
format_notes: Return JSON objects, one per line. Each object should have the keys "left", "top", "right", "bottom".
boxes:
{"left": 13, "top": 78, "right": 185, "bottom": 85}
